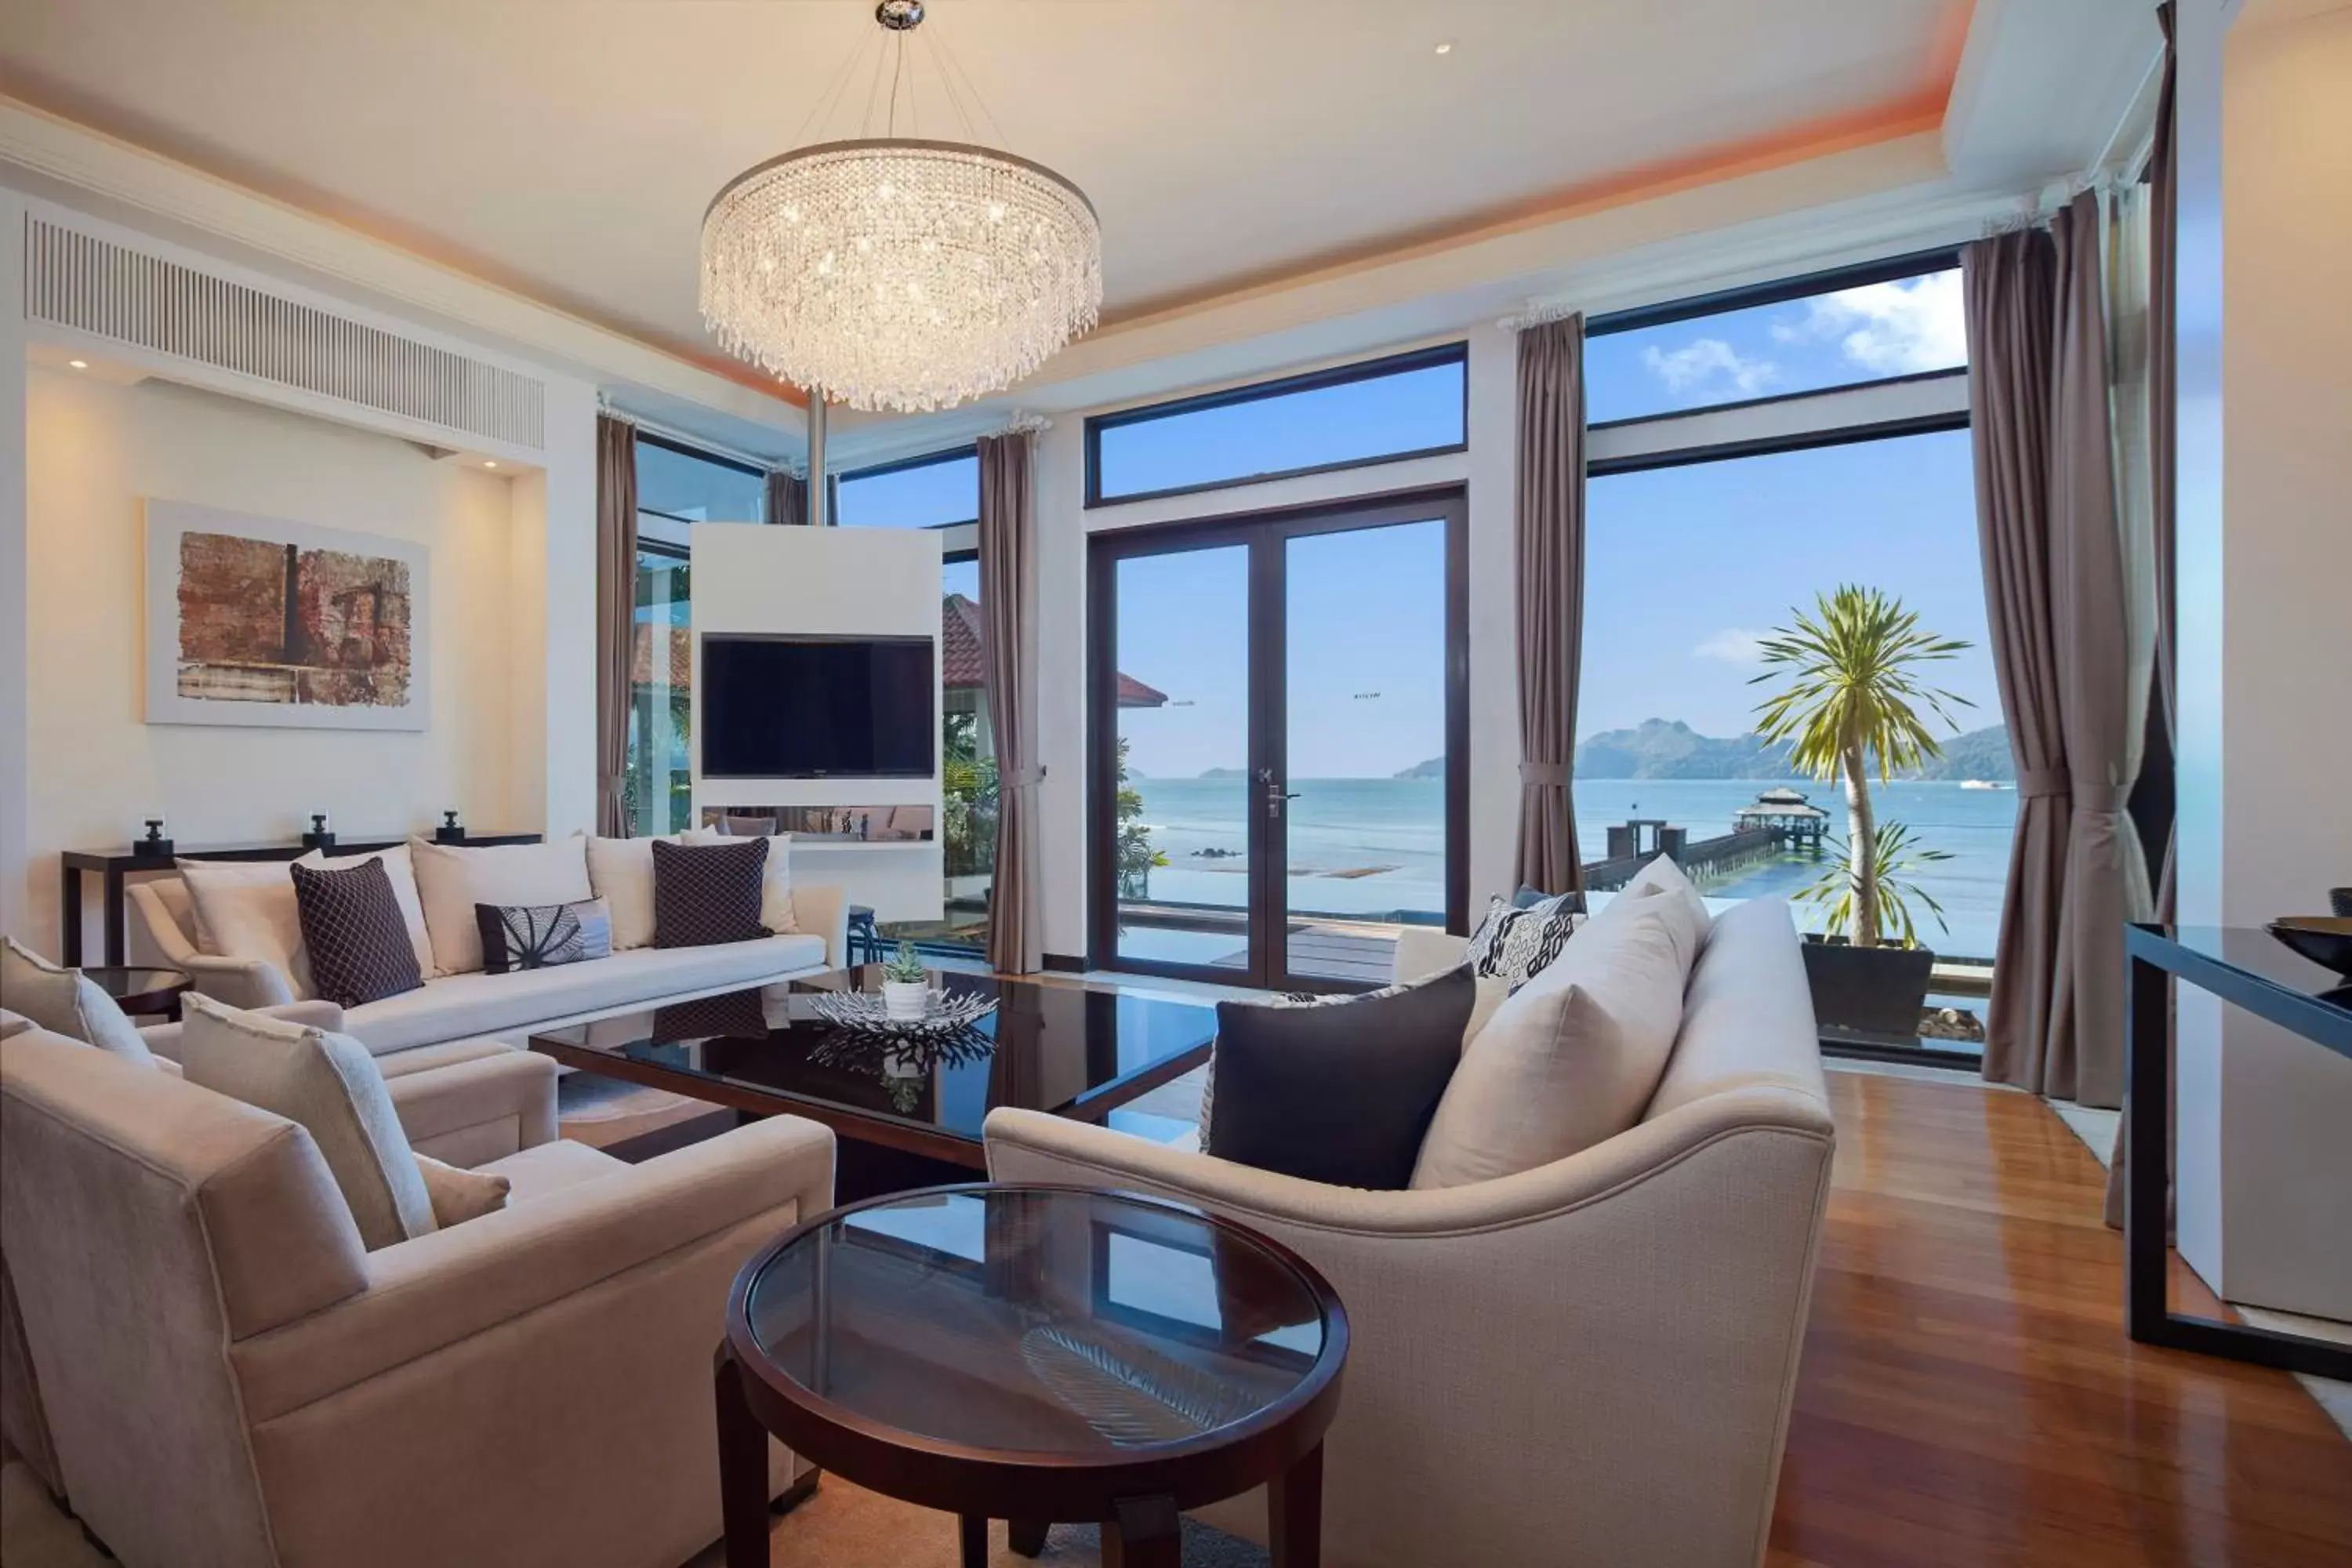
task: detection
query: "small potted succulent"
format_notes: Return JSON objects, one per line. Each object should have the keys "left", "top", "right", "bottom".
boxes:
{"left": 880, "top": 939, "right": 932, "bottom": 1022}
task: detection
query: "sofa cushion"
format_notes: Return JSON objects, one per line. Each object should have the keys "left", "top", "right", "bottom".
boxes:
{"left": 1410, "top": 884, "right": 1694, "bottom": 1191}
{"left": 410, "top": 836, "right": 593, "bottom": 977}
{"left": 684, "top": 829, "right": 797, "bottom": 934}
{"left": 180, "top": 993, "right": 437, "bottom": 1250}
{"left": 475, "top": 898, "right": 614, "bottom": 975}
{"left": 1205, "top": 966, "right": 1473, "bottom": 1190}
{"left": 413, "top": 1152, "right": 510, "bottom": 1225}
{"left": 477, "top": 1138, "right": 631, "bottom": 1205}
{"left": 290, "top": 858, "right": 426, "bottom": 1008}
{"left": 340, "top": 933, "right": 827, "bottom": 1054}
{"left": 652, "top": 838, "right": 769, "bottom": 949}
{"left": 585, "top": 834, "right": 681, "bottom": 950}
{"left": 0, "top": 938, "right": 154, "bottom": 1063}
{"left": 1620, "top": 855, "right": 1713, "bottom": 970}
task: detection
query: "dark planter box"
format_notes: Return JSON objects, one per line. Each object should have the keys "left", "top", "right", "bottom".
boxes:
{"left": 1802, "top": 936, "right": 1936, "bottom": 1037}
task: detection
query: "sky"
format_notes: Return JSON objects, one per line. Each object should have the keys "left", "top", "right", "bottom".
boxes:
{"left": 666, "top": 267, "right": 1987, "bottom": 779}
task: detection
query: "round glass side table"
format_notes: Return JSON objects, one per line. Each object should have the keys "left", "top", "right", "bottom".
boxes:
{"left": 716, "top": 1183, "right": 1348, "bottom": 1567}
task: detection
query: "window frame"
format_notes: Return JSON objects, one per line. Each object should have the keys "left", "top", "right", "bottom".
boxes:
{"left": 828, "top": 444, "right": 981, "bottom": 531}
{"left": 1083, "top": 341, "right": 1471, "bottom": 509}
{"left": 634, "top": 430, "right": 768, "bottom": 527}
{"left": 1582, "top": 246, "right": 1964, "bottom": 431}
{"left": 1580, "top": 249, "right": 1990, "bottom": 1071}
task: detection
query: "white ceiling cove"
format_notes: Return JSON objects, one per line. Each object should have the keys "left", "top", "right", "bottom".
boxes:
{"left": 0, "top": 0, "right": 1973, "bottom": 382}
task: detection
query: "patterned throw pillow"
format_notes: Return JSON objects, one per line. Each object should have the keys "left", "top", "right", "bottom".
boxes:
{"left": 1463, "top": 892, "right": 1584, "bottom": 989}
{"left": 651, "top": 838, "right": 771, "bottom": 949}
{"left": 289, "top": 858, "right": 426, "bottom": 1008}
{"left": 474, "top": 898, "right": 614, "bottom": 975}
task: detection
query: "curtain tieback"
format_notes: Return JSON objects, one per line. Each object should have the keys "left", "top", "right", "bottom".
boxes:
{"left": 1005, "top": 766, "right": 1046, "bottom": 789}
{"left": 1519, "top": 761, "right": 1568, "bottom": 787}
{"left": 2017, "top": 767, "right": 2072, "bottom": 799}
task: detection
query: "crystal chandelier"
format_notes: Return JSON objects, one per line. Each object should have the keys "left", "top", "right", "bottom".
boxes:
{"left": 701, "top": 1, "right": 1102, "bottom": 413}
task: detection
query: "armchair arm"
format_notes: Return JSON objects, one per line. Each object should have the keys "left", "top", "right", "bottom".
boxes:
{"left": 985, "top": 1096, "right": 1835, "bottom": 1568}
{"left": 129, "top": 880, "right": 295, "bottom": 1007}
{"left": 789, "top": 881, "right": 848, "bottom": 969}
{"left": 386, "top": 1049, "right": 559, "bottom": 1163}
{"left": 230, "top": 1115, "right": 834, "bottom": 1423}
{"left": 139, "top": 1000, "right": 343, "bottom": 1063}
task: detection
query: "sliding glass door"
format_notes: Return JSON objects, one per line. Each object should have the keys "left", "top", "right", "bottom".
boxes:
{"left": 1090, "top": 491, "right": 1466, "bottom": 992}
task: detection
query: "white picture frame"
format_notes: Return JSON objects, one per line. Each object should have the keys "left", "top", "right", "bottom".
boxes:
{"left": 144, "top": 499, "right": 430, "bottom": 731}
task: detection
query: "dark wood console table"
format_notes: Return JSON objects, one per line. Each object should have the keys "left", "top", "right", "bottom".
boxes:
{"left": 60, "top": 833, "right": 541, "bottom": 967}
{"left": 2125, "top": 923, "right": 2351, "bottom": 1381}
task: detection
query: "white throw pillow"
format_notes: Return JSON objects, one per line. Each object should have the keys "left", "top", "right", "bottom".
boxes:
{"left": 179, "top": 859, "right": 313, "bottom": 997}
{"left": 0, "top": 938, "right": 154, "bottom": 1062}
{"left": 1409, "top": 891, "right": 1695, "bottom": 1191}
{"left": 180, "top": 993, "right": 437, "bottom": 1250}
{"left": 296, "top": 844, "right": 436, "bottom": 978}
{"left": 1618, "top": 855, "right": 1713, "bottom": 971}
{"left": 408, "top": 834, "right": 593, "bottom": 975}
{"left": 586, "top": 834, "right": 682, "bottom": 950}
{"left": 413, "top": 1152, "right": 510, "bottom": 1227}
{"left": 684, "top": 829, "right": 797, "bottom": 934}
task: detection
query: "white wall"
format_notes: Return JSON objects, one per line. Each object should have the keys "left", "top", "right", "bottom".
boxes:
{"left": 2172, "top": 0, "right": 2352, "bottom": 1319}
{"left": 689, "top": 523, "right": 946, "bottom": 924}
{"left": 0, "top": 191, "right": 28, "bottom": 946}
{"left": 20, "top": 369, "right": 524, "bottom": 957}
{"left": 1030, "top": 323, "right": 1521, "bottom": 964}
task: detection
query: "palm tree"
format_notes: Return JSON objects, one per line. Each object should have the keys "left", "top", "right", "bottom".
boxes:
{"left": 1750, "top": 586, "right": 1971, "bottom": 948}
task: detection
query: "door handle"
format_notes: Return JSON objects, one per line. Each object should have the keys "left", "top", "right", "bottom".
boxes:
{"left": 1265, "top": 781, "right": 1299, "bottom": 818}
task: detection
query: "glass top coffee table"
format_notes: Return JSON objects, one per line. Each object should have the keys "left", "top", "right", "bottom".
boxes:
{"left": 527, "top": 965, "right": 1217, "bottom": 1185}
{"left": 715, "top": 1184, "right": 1348, "bottom": 1567}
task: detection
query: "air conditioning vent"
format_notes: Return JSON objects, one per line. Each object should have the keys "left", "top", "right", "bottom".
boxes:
{"left": 23, "top": 214, "right": 545, "bottom": 451}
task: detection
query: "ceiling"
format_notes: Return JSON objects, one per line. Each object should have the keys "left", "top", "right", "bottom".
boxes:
{"left": 0, "top": 1, "right": 1973, "bottom": 393}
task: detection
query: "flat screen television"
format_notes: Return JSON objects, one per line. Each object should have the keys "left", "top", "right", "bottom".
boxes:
{"left": 700, "top": 634, "right": 935, "bottom": 779}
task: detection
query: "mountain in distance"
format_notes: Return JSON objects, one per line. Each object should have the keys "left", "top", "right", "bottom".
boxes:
{"left": 1197, "top": 767, "right": 1248, "bottom": 779}
{"left": 1394, "top": 757, "right": 1446, "bottom": 779}
{"left": 1573, "top": 718, "right": 2013, "bottom": 782}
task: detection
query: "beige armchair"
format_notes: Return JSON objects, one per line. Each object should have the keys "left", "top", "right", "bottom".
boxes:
{"left": 1, "top": 1030, "right": 833, "bottom": 1568}
{"left": 984, "top": 896, "right": 1835, "bottom": 1568}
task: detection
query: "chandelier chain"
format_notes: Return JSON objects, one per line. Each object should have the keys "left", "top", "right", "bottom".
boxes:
{"left": 924, "top": 17, "right": 1011, "bottom": 150}
{"left": 793, "top": 15, "right": 874, "bottom": 147}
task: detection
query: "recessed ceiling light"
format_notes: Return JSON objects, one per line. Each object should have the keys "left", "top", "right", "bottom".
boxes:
{"left": 484, "top": 459, "right": 499, "bottom": 469}
{"left": 1433, "top": 40, "right": 1454, "bottom": 55}
{"left": 67, "top": 359, "right": 89, "bottom": 369}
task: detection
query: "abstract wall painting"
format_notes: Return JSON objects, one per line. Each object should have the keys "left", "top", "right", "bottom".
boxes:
{"left": 144, "top": 499, "right": 430, "bottom": 731}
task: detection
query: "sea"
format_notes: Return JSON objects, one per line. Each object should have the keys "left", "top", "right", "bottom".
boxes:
{"left": 1127, "top": 775, "right": 2019, "bottom": 961}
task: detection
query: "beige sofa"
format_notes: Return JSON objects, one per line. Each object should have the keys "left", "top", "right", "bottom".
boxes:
{"left": 0, "top": 1027, "right": 833, "bottom": 1568}
{"left": 984, "top": 895, "right": 1834, "bottom": 1568}
{"left": 130, "top": 873, "right": 848, "bottom": 1060}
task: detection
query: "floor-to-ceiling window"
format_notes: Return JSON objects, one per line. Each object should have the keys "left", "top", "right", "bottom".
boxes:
{"left": 1580, "top": 252, "right": 2002, "bottom": 1058}
{"left": 624, "top": 434, "right": 767, "bottom": 837}
{"left": 834, "top": 447, "right": 991, "bottom": 952}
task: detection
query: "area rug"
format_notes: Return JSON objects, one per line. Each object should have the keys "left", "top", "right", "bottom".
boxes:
{"left": 681, "top": 1476, "right": 1269, "bottom": 1567}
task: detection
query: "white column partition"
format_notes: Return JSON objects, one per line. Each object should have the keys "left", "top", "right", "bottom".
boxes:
{"left": 688, "top": 524, "right": 946, "bottom": 925}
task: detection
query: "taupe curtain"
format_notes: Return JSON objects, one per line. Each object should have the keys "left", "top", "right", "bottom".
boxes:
{"left": 1967, "top": 228, "right": 2068, "bottom": 1091}
{"left": 978, "top": 430, "right": 1042, "bottom": 975}
{"left": 1512, "top": 313, "right": 1587, "bottom": 896}
{"left": 1969, "top": 195, "right": 2143, "bottom": 1109}
{"left": 766, "top": 469, "right": 808, "bottom": 527}
{"left": 594, "top": 415, "right": 637, "bottom": 839}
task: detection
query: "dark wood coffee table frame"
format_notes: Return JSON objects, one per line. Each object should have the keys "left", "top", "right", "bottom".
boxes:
{"left": 716, "top": 1183, "right": 1348, "bottom": 1568}
{"left": 525, "top": 972, "right": 1214, "bottom": 1174}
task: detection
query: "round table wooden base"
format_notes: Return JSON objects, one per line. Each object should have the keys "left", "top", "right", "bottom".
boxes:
{"left": 717, "top": 1349, "right": 1327, "bottom": 1567}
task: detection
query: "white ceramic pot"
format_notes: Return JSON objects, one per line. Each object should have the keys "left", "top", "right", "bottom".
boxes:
{"left": 882, "top": 979, "right": 930, "bottom": 1022}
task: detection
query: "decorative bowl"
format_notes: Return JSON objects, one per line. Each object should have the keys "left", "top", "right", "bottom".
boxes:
{"left": 2266, "top": 916, "right": 2352, "bottom": 978}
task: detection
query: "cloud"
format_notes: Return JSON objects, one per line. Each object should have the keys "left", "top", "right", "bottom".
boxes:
{"left": 1641, "top": 337, "right": 1779, "bottom": 397}
{"left": 1693, "top": 628, "right": 1768, "bottom": 666}
{"left": 1777, "top": 269, "right": 1965, "bottom": 375}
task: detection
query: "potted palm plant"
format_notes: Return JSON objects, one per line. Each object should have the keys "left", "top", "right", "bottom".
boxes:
{"left": 1750, "top": 586, "right": 1970, "bottom": 1038}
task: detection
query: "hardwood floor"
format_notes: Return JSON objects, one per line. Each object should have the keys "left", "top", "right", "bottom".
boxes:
{"left": 1770, "top": 1069, "right": 2352, "bottom": 1567}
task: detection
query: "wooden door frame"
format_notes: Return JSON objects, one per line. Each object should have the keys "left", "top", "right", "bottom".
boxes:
{"left": 1085, "top": 484, "right": 1469, "bottom": 989}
